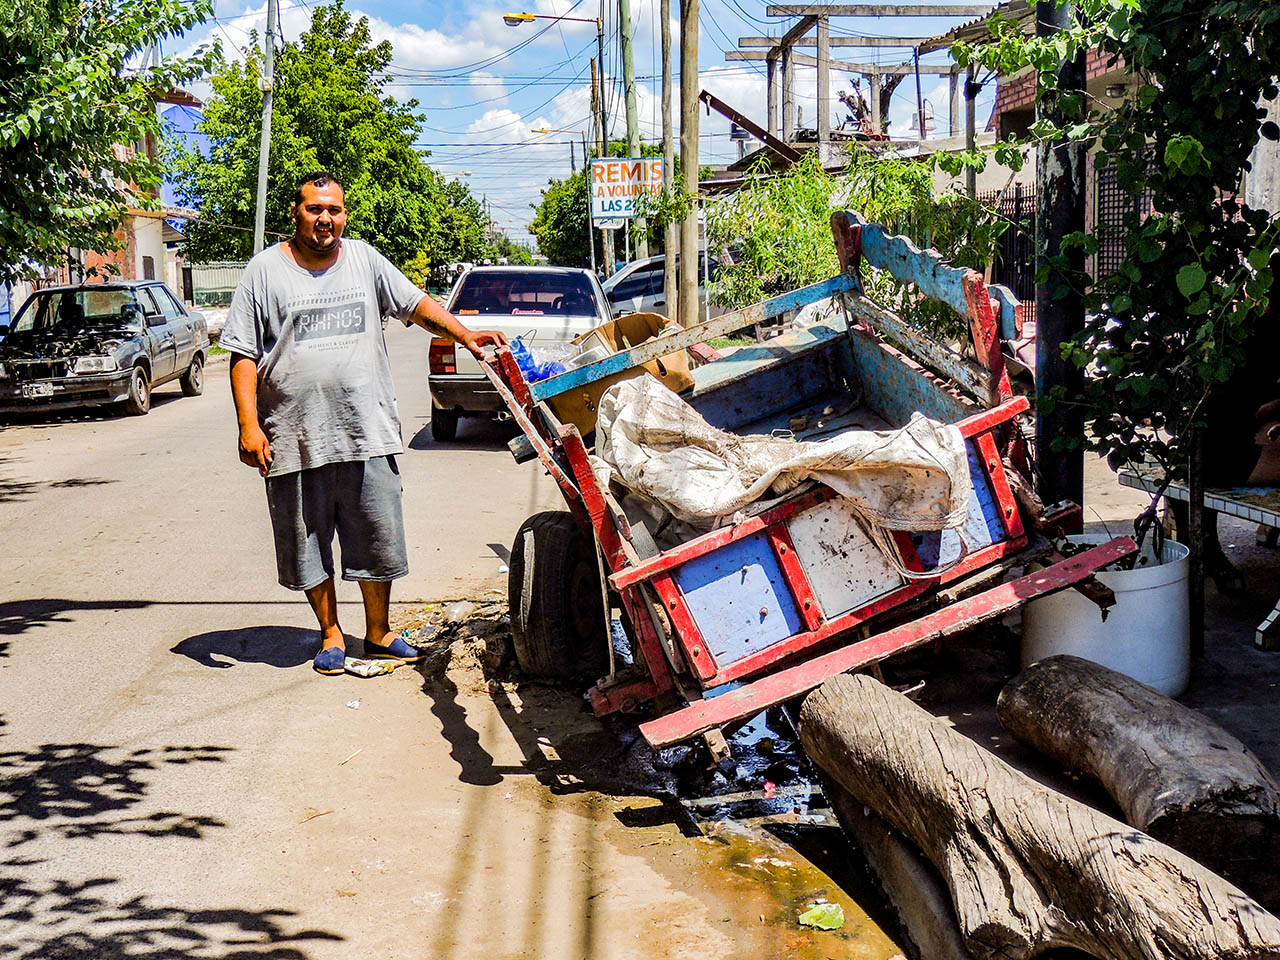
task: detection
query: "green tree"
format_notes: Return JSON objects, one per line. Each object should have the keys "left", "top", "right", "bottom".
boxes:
{"left": 170, "top": 0, "right": 445, "bottom": 267}
{"left": 954, "top": 0, "right": 1280, "bottom": 486}
{"left": 0, "top": 0, "right": 215, "bottom": 283}
{"left": 530, "top": 169, "right": 596, "bottom": 267}
{"left": 529, "top": 139, "right": 666, "bottom": 267}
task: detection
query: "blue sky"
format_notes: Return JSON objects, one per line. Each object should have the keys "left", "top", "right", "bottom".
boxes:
{"left": 170, "top": 0, "right": 996, "bottom": 246}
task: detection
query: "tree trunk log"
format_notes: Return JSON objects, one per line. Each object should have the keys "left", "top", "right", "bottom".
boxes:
{"left": 797, "top": 672, "right": 1280, "bottom": 960}
{"left": 997, "top": 654, "right": 1280, "bottom": 909}
{"left": 825, "top": 776, "right": 977, "bottom": 960}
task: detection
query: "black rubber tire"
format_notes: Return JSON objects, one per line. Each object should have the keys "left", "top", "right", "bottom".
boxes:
{"left": 508, "top": 511, "right": 609, "bottom": 680}
{"left": 123, "top": 364, "right": 151, "bottom": 415}
{"left": 180, "top": 353, "right": 204, "bottom": 396}
{"left": 431, "top": 407, "right": 459, "bottom": 442}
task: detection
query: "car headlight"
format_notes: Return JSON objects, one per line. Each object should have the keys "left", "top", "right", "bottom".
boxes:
{"left": 73, "top": 356, "right": 119, "bottom": 375}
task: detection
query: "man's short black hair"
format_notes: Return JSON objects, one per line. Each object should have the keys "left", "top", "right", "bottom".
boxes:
{"left": 294, "top": 171, "right": 344, "bottom": 205}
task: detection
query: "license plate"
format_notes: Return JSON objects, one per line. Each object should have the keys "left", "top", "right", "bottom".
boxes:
{"left": 21, "top": 382, "right": 53, "bottom": 399}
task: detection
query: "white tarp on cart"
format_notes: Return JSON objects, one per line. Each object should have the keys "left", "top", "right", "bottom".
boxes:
{"left": 595, "top": 376, "right": 973, "bottom": 566}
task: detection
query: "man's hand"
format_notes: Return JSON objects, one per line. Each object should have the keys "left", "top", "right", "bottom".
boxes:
{"left": 461, "top": 329, "right": 510, "bottom": 360}
{"left": 238, "top": 423, "right": 273, "bottom": 476}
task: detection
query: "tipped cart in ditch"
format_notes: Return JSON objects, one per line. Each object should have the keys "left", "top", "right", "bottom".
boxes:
{"left": 481, "top": 211, "right": 1135, "bottom": 756}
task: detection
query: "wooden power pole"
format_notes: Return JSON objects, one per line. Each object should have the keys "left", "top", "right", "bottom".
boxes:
{"left": 591, "top": 56, "right": 614, "bottom": 276}
{"left": 619, "top": 0, "right": 647, "bottom": 258}
{"left": 678, "top": 0, "right": 700, "bottom": 328}
{"left": 661, "top": 0, "right": 676, "bottom": 315}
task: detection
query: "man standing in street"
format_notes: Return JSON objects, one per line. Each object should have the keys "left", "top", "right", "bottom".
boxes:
{"left": 221, "top": 171, "right": 508, "bottom": 674}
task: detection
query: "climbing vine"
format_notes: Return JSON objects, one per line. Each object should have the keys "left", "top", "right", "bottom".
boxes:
{"left": 954, "top": 0, "right": 1280, "bottom": 482}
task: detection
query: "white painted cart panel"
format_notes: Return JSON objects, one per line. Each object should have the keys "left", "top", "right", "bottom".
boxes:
{"left": 787, "top": 499, "right": 905, "bottom": 618}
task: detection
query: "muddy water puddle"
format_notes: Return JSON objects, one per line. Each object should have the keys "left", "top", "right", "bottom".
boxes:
{"left": 612, "top": 709, "right": 904, "bottom": 959}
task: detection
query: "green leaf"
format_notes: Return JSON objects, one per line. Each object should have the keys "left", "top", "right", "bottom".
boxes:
{"left": 1249, "top": 248, "right": 1271, "bottom": 271}
{"left": 798, "top": 902, "right": 844, "bottom": 931}
{"left": 1176, "top": 263, "right": 1207, "bottom": 298}
{"left": 1111, "top": 294, "right": 1132, "bottom": 313}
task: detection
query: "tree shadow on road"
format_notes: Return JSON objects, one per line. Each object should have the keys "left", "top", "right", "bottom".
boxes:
{"left": 0, "top": 741, "right": 233, "bottom": 849}
{"left": 0, "top": 870, "right": 343, "bottom": 959}
{"left": 170, "top": 626, "right": 316, "bottom": 669}
{"left": 0, "top": 599, "right": 152, "bottom": 646}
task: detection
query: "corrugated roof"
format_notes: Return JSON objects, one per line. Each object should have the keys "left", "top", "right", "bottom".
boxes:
{"left": 917, "top": 0, "right": 1033, "bottom": 54}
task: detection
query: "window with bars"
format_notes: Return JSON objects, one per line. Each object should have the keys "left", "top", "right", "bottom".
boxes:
{"left": 1095, "top": 163, "right": 1155, "bottom": 278}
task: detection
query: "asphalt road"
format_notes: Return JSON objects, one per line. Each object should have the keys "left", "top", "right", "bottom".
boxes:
{"left": 0, "top": 322, "right": 881, "bottom": 960}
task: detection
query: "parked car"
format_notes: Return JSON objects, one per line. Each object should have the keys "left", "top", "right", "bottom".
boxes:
{"left": 0, "top": 281, "right": 210, "bottom": 416}
{"left": 428, "top": 265, "right": 610, "bottom": 442}
{"left": 602, "top": 252, "right": 724, "bottom": 319}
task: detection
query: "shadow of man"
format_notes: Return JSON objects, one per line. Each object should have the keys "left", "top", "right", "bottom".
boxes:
{"left": 170, "top": 626, "right": 316, "bottom": 669}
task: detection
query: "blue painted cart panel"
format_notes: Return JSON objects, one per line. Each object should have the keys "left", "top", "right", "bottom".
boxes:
{"left": 911, "top": 443, "right": 1005, "bottom": 570}
{"left": 674, "top": 532, "right": 805, "bottom": 665}
{"left": 846, "top": 326, "right": 974, "bottom": 428}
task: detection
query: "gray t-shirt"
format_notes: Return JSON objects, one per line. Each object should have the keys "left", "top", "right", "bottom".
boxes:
{"left": 221, "top": 238, "right": 425, "bottom": 476}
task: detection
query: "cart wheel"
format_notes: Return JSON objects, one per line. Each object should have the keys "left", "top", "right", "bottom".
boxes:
{"left": 508, "top": 511, "right": 609, "bottom": 680}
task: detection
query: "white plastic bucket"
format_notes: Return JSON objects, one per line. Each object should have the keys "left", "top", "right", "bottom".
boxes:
{"left": 1022, "top": 534, "right": 1191, "bottom": 697}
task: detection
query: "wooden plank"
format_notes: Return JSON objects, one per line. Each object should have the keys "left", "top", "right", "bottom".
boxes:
{"left": 479, "top": 356, "right": 580, "bottom": 502}
{"left": 842, "top": 292, "right": 996, "bottom": 402}
{"left": 846, "top": 324, "right": 975, "bottom": 425}
{"left": 739, "top": 34, "right": 930, "bottom": 47}
{"left": 610, "top": 487, "right": 836, "bottom": 591}
{"left": 638, "top": 537, "right": 1138, "bottom": 746}
{"left": 834, "top": 210, "right": 974, "bottom": 319}
{"left": 766, "top": 4, "right": 994, "bottom": 15}
{"left": 726, "top": 50, "right": 956, "bottom": 74}
{"left": 529, "top": 272, "right": 859, "bottom": 402}
{"left": 768, "top": 523, "right": 825, "bottom": 632}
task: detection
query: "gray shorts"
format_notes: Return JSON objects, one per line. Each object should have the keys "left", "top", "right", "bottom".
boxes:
{"left": 265, "top": 455, "right": 408, "bottom": 591}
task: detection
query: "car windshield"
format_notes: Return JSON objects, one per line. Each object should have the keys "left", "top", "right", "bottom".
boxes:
{"left": 8, "top": 288, "right": 140, "bottom": 338}
{"left": 452, "top": 273, "right": 599, "bottom": 316}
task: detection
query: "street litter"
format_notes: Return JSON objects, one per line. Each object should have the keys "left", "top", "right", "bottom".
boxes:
{"left": 338, "top": 748, "right": 362, "bottom": 766}
{"left": 344, "top": 657, "right": 398, "bottom": 678}
{"left": 797, "top": 901, "right": 844, "bottom": 931}
{"left": 299, "top": 808, "right": 334, "bottom": 824}
{"left": 345, "top": 699, "right": 361, "bottom": 710}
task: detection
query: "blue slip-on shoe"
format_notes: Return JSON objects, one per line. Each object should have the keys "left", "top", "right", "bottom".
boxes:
{"left": 313, "top": 646, "right": 346, "bottom": 675}
{"left": 363, "top": 636, "right": 426, "bottom": 662}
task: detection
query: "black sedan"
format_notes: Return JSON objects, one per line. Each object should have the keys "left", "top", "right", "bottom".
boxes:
{"left": 0, "top": 281, "right": 210, "bottom": 415}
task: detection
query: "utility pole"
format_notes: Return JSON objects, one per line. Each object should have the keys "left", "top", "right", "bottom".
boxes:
{"left": 619, "top": 0, "right": 647, "bottom": 258}
{"left": 252, "top": 0, "right": 277, "bottom": 255}
{"left": 678, "top": 0, "right": 699, "bottom": 328}
{"left": 1035, "top": 0, "right": 1086, "bottom": 512}
{"left": 661, "top": 0, "right": 676, "bottom": 313}
{"left": 591, "top": 56, "right": 614, "bottom": 275}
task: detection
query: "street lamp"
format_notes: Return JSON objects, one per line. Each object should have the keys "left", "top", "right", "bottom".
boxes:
{"left": 531, "top": 127, "right": 588, "bottom": 172}
{"left": 507, "top": 9, "right": 608, "bottom": 274}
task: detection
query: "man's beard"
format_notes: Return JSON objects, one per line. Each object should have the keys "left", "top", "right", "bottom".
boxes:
{"left": 299, "top": 230, "right": 337, "bottom": 252}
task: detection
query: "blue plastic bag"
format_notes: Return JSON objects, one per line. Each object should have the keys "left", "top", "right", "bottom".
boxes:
{"left": 510, "top": 337, "right": 569, "bottom": 383}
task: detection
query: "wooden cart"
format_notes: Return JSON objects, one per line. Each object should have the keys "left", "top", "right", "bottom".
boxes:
{"left": 481, "top": 211, "right": 1135, "bottom": 754}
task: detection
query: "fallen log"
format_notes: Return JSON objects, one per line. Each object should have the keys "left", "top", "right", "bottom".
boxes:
{"left": 997, "top": 654, "right": 1280, "bottom": 910}
{"left": 824, "top": 776, "right": 976, "bottom": 960}
{"left": 798, "top": 672, "right": 1280, "bottom": 960}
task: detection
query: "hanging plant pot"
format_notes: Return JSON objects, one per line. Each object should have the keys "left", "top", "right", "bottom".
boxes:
{"left": 1022, "top": 534, "right": 1191, "bottom": 697}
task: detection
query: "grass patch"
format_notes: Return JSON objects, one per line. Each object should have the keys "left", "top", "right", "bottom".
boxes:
{"left": 707, "top": 336, "right": 756, "bottom": 349}
{"left": 209, "top": 343, "right": 230, "bottom": 357}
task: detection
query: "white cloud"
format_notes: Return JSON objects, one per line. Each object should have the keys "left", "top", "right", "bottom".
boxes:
{"left": 468, "top": 71, "right": 509, "bottom": 104}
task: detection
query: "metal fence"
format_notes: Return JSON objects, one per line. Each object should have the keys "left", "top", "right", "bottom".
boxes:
{"left": 977, "top": 182, "right": 1037, "bottom": 305}
{"left": 190, "top": 261, "right": 247, "bottom": 307}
